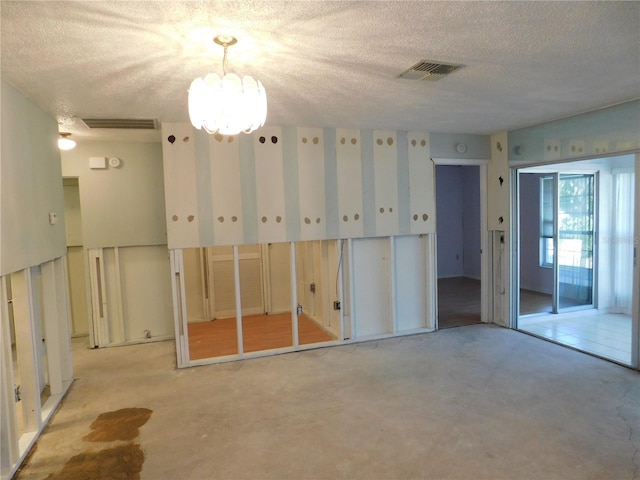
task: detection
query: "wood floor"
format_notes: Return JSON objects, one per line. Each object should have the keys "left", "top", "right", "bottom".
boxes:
{"left": 188, "top": 312, "right": 336, "bottom": 360}
{"left": 437, "top": 277, "right": 482, "bottom": 329}
{"left": 519, "top": 289, "right": 552, "bottom": 315}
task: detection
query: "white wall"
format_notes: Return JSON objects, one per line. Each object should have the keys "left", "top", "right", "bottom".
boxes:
{"left": 61, "top": 140, "right": 173, "bottom": 345}
{"left": 60, "top": 141, "right": 167, "bottom": 248}
{"left": 1, "top": 81, "right": 66, "bottom": 275}
{"left": 0, "top": 80, "right": 73, "bottom": 479}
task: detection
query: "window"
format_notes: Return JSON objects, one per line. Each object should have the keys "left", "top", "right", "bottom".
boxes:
{"left": 539, "top": 174, "right": 595, "bottom": 270}
{"left": 540, "top": 176, "right": 554, "bottom": 267}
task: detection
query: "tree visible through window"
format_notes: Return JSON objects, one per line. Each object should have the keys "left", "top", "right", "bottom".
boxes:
{"left": 540, "top": 174, "right": 595, "bottom": 269}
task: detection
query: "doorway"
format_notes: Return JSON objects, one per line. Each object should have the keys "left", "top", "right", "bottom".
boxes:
{"left": 435, "top": 164, "right": 483, "bottom": 329}
{"left": 516, "top": 155, "right": 635, "bottom": 365}
{"left": 63, "top": 178, "right": 90, "bottom": 338}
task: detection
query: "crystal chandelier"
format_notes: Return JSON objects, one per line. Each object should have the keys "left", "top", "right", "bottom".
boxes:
{"left": 188, "top": 35, "right": 267, "bottom": 135}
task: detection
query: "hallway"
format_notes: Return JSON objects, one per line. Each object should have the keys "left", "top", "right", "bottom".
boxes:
{"left": 16, "top": 325, "right": 640, "bottom": 480}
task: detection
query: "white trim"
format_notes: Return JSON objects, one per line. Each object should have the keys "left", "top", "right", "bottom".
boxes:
{"left": 233, "top": 245, "right": 244, "bottom": 356}
{"left": 390, "top": 236, "right": 398, "bottom": 333}
{"left": 433, "top": 160, "right": 489, "bottom": 328}
{"left": 425, "top": 233, "right": 438, "bottom": 330}
{"left": 169, "top": 250, "right": 189, "bottom": 367}
{"left": 290, "top": 242, "right": 299, "bottom": 348}
{"left": 1, "top": 276, "right": 19, "bottom": 478}
{"left": 632, "top": 154, "right": 639, "bottom": 370}
{"left": 432, "top": 157, "right": 489, "bottom": 166}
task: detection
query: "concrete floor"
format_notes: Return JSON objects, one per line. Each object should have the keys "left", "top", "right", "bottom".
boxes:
{"left": 15, "top": 324, "right": 640, "bottom": 480}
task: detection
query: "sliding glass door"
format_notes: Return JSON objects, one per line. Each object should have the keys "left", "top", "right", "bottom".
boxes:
{"left": 539, "top": 173, "right": 596, "bottom": 312}
{"left": 556, "top": 173, "right": 596, "bottom": 311}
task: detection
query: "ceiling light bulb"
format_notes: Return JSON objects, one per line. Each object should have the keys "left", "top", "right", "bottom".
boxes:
{"left": 58, "top": 132, "right": 76, "bottom": 150}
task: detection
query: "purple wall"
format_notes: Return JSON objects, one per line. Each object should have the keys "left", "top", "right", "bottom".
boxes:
{"left": 519, "top": 173, "right": 553, "bottom": 293}
{"left": 436, "top": 166, "right": 481, "bottom": 279}
{"left": 462, "top": 167, "right": 481, "bottom": 279}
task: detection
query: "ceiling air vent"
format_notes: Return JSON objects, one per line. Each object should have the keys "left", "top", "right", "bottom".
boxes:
{"left": 81, "top": 118, "right": 158, "bottom": 129}
{"left": 399, "top": 60, "right": 466, "bottom": 81}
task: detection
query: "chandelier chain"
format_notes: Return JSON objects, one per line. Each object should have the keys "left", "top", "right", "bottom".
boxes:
{"left": 222, "top": 44, "right": 229, "bottom": 76}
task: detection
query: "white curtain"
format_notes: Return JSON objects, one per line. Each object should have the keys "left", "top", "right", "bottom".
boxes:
{"left": 612, "top": 171, "right": 635, "bottom": 314}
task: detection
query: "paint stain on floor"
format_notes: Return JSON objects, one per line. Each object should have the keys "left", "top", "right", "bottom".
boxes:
{"left": 46, "top": 443, "right": 145, "bottom": 480}
{"left": 83, "top": 407, "right": 153, "bottom": 442}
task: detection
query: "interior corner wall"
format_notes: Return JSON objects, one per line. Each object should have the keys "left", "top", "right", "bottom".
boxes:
{"left": 1, "top": 80, "right": 67, "bottom": 275}
{"left": 60, "top": 141, "right": 167, "bottom": 248}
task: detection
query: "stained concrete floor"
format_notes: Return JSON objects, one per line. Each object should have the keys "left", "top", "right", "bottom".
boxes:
{"left": 15, "top": 324, "right": 640, "bottom": 480}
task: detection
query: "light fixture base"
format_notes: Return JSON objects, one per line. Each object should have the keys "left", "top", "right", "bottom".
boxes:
{"left": 214, "top": 35, "right": 237, "bottom": 47}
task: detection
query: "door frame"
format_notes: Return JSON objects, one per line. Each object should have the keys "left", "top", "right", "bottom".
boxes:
{"left": 512, "top": 154, "right": 639, "bottom": 370}
{"left": 432, "top": 158, "right": 489, "bottom": 324}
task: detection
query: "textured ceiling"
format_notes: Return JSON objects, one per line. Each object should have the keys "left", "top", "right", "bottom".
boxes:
{"left": 1, "top": 1, "right": 639, "bottom": 142}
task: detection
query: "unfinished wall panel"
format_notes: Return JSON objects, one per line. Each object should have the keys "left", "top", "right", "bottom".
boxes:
{"left": 118, "top": 246, "right": 173, "bottom": 341}
{"left": 297, "top": 128, "right": 327, "bottom": 240}
{"left": 351, "top": 237, "right": 391, "bottom": 337}
{"left": 162, "top": 123, "right": 200, "bottom": 248}
{"left": 373, "top": 131, "right": 399, "bottom": 236}
{"left": 336, "top": 129, "right": 364, "bottom": 239}
{"left": 408, "top": 133, "right": 436, "bottom": 234}
{"left": 210, "top": 135, "right": 244, "bottom": 246}
{"left": 254, "top": 126, "right": 287, "bottom": 244}
{"left": 394, "top": 235, "right": 428, "bottom": 331}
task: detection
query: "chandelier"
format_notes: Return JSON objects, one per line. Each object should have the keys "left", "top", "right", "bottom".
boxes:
{"left": 188, "top": 35, "right": 267, "bottom": 135}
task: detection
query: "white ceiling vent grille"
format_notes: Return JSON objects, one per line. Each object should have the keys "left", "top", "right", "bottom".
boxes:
{"left": 81, "top": 118, "right": 158, "bottom": 129}
{"left": 399, "top": 60, "right": 466, "bottom": 81}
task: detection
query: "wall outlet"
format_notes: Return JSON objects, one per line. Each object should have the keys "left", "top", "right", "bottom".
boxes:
{"left": 48, "top": 212, "right": 58, "bottom": 225}
{"left": 333, "top": 301, "right": 341, "bottom": 311}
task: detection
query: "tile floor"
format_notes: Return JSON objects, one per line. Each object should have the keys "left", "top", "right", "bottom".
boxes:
{"left": 518, "top": 310, "right": 632, "bottom": 365}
